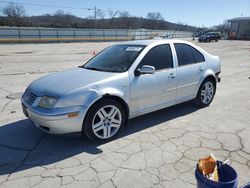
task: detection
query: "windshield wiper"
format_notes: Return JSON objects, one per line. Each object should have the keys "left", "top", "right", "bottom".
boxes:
{"left": 81, "top": 66, "right": 122, "bottom": 73}
{"left": 83, "top": 66, "right": 106, "bottom": 72}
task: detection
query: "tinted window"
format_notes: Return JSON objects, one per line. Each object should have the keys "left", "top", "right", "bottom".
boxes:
{"left": 139, "top": 44, "right": 173, "bottom": 70}
{"left": 174, "top": 44, "right": 195, "bottom": 66}
{"left": 192, "top": 47, "right": 205, "bottom": 62}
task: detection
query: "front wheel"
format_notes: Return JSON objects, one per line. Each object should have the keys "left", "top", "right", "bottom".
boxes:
{"left": 195, "top": 79, "right": 216, "bottom": 107}
{"left": 83, "top": 99, "right": 126, "bottom": 142}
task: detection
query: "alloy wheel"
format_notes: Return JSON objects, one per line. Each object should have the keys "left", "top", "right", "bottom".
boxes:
{"left": 201, "top": 82, "right": 214, "bottom": 104}
{"left": 92, "top": 105, "right": 122, "bottom": 139}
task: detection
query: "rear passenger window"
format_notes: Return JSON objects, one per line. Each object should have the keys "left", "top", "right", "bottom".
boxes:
{"left": 139, "top": 44, "right": 173, "bottom": 70}
{"left": 174, "top": 44, "right": 196, "bottom": 66}
{"left": 174, "top": 43, "right": 205, "bottom": 66}
{"left": 192, "top": 47, "right": 205, "bottom": 62}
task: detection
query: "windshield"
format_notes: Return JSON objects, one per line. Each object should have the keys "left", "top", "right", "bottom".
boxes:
{"left": 83, "top": 45, "right": 145, "bottom": 73}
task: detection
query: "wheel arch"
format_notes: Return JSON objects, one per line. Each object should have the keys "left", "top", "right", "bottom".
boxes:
{"left": 102, "top": 94, "right": 130, "bottom": 120}
{"left": 82, "top": 94, "right": 130, "bottom": 134}
{"left": 204, "top": 75, "right": 216, "bottom": 85}
{"left": 195, "top": 74, "right": 216, "bottom": 97}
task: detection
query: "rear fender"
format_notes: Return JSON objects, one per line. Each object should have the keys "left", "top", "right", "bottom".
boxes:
{"left": 195, "top": 69, "right": 216, "bottom": 96}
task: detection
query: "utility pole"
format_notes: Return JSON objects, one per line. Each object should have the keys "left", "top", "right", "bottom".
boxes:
{"left": 93, "top": 6, "right": 97, "bottom": 28}
{"left": 94, "top": 6, "right": 97, "bottom": 20}
{"left": 111, "top": 11, "right": 118, "bottom": 28}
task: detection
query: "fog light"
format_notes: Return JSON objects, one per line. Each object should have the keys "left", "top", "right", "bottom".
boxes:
{"left": 68, "top": 112, "right": 79, "bottom": 118}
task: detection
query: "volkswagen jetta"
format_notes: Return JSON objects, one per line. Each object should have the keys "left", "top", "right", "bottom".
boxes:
{"left": 22, "top": 40, "right": 221, "bottom": 141}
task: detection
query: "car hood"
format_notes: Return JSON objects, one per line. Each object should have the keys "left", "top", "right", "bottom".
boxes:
{"left": 29, "top": 68, "right": 119, "bottom": 97}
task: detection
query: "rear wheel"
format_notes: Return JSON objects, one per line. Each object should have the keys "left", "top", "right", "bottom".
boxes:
{"left": 195, "top": 79, "right": 216, "bottom": 107}
{"left": 83, "top": 99, "right": 126, "bottom": 142}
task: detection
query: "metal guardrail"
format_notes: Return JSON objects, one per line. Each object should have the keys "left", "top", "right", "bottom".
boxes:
{"left": 0, "top": 27, "right": 193, "bottom": 43}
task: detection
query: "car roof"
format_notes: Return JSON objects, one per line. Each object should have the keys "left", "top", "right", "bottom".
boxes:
{"left": 207, "top": 32, "right": 220, "bottom": 34}
{"left": 117, "top": 39, "right": 188, "bottom": 46}
{"left": 115, "top": 39, "right": 209, "bottom": 57}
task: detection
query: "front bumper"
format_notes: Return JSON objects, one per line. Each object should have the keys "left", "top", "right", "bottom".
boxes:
{"left": 216, "top": 72, "right": 221, "bottom": 83}
{"left": 22, "top": 99, "right": 88, "bottom": 134}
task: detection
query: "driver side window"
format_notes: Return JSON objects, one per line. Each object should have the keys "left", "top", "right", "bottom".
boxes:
{"left": 138, "top": 44, "right": 173, "bottom": 71}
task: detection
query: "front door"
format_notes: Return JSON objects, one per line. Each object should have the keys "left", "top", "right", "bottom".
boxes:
{"left": 130, "top": 44, "right": 177, "bottom": 115}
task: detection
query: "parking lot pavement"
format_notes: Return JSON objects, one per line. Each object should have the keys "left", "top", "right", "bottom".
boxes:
{"left": 0, "top": 39, "right": 250, "bottom": 188}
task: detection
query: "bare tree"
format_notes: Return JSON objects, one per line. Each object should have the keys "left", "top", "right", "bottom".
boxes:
{"left": 107, "top": 9, "right": 119, "bottom": 19}
{"left": 119, "top": 11, "right": 130, "bottom": 17}
{"left": 107, "top": 9, "right": 119, "bottom": 28}
{"left": 2, "top": 3, "right": 26, "bottom": 26}
{"left": 117, "top": 11, "right": 131, "bottom": 29}
{"left": 52, "top": 10, "right": 73, "bottom": 27}
{"left": 146, "top": 12, "right": 164, "bottom": 21}
{"left": 107, "top": 9, "right": 114, "bottom": 18}
{"left": 96, "top": 9, "right": 105, "bottom": 20}
{"left": 145, "top": 12, "right": 165, "bottom": 30}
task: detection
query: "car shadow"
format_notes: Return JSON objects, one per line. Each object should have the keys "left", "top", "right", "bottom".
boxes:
{"left": 121, "top": 101, "right": 199, "bottom": 137}
{"left": 0, "top": 101, "right": 199, "bottom": 175}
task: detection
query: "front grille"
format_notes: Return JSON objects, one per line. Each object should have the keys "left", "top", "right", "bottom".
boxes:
{"left": 25, "top": 91, "right": 37, "bottom": 105}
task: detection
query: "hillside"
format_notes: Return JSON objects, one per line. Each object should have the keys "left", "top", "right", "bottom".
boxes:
{"left": 0, "top": 15, "right": 197, "bottom": 31}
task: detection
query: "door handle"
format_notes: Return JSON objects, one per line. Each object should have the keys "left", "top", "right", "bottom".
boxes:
{"left": 198, "top": 67, "right": 204, "bottom": 72}
{"left": 169, "top": 73, "right": 176, "bottom": 79}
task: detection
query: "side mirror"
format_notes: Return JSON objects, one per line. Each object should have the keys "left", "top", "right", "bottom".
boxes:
{"left": 134, "top": 65, "right": 156, "bottom": 76}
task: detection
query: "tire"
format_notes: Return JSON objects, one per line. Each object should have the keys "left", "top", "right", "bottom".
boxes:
{"left": 195, "top": 79, "right": 216, "bottom": 107}
{"left": 83, "top": 98, "right": 126, "bottom": 142}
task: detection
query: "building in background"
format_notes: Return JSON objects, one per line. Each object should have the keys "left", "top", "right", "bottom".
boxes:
{"left": 228, "top": 17, "right": 250, "bottom": 40}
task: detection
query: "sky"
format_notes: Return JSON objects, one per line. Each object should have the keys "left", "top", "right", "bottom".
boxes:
{"left": 0, "top": 0, "right": 249, "bottom": 27}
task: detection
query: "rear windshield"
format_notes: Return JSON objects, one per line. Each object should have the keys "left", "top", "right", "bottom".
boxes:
{"left": 83, "top": 45, "right": 145, "bottom": 73}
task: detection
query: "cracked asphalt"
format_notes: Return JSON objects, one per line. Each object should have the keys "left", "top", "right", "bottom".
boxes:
{"left": 0, "top": 39, "right": 250, "bottom": 188}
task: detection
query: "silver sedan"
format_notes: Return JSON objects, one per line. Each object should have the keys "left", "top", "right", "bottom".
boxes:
{"left": 22, "top": 39, "right": 221, "bottom": 141}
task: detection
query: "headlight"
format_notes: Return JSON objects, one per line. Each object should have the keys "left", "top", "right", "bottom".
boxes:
{"left": 38, "top": 96, "right": 57, "bottom": 109}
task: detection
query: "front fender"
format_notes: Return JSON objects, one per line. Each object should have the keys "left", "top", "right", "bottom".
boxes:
{"left": 82, "top": 87, "right": 126, "bottom": 106}
{"left": 87, "top": 87, "right": 129, "bottom": 107}
{"left": 55, "top": 89, "right": 101, "bottom": 108}
{"left": 56, "top": 75, "right": 130, "bottom": 110}
{"left": 76, "top": 86, "right": 129, "bottom": 109}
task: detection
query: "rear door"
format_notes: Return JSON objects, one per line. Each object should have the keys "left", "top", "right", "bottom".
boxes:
{"left": 174, "top": 43, "right": 206, "bottom": 102}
